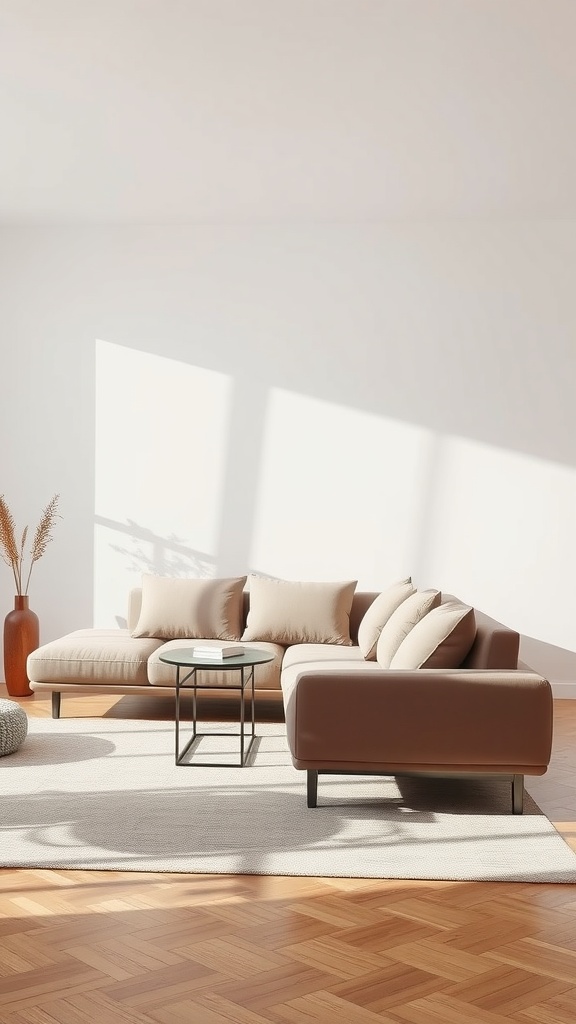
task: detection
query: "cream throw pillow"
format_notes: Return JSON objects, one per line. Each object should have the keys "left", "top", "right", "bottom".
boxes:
{"left": 242, "top": 576, "right": 357, "bottom": 645}
{"left": 390, "top": 600, "right": 476, "bottom": 670}
{"left": 376, "top": 589, "right": 441, "bottom": 668}
{"left": 357, "top": 578, "right": 415, "bottom": 660}
{"left": 131, "top": 575, "right": 247, "bottom": 640}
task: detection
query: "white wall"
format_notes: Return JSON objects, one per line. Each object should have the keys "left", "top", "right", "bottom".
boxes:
{"left": 1, "top": 223, "right": 576, "bottom": 691}
{"left": 2, "top": 1, "right": 576, "bottom": 222}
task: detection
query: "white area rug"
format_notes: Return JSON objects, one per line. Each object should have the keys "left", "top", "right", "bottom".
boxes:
{"left": 2, "top": 717, "right": 576, "bottom": 883}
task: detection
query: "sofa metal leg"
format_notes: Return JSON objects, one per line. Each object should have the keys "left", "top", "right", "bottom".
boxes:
{"left": 51, "top": 692, "right": 61, "bottom": 719}
{"left": 512, "top": 773, "right": 524, "bottom": 814}
{"left": 307, "top": 770, "right": 318, "bottom": 808}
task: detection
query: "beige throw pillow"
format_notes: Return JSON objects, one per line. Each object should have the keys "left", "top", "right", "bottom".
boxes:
{"left": 242, "top": 576, "right": 357, "bottom": 645}
{"left": 390, "top": 600, "right": 476, "bottom": 670}
{"left": 131, "top": 575, "right": 247, "bottom": 640}
{"left": 357, "top": 578, "right": 415, "bottom": 660}
{"left": 376, "top": 589, "right": 441, "bottom": 668}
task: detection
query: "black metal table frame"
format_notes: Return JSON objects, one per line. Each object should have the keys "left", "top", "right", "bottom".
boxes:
{"left": 174, "top": 662, "right": 257, "bottom": 767}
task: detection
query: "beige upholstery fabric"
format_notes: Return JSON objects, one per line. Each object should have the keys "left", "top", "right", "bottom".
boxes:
{"left": 131, "top": 575, "right": 247, "bottom": 640}
{"left": 27, "top": 630, "right": 164, "bottom": 686}
{"left": 357, "top": 578, "right": 415, "bottom": 660}
{"left": 278, "top": 644, "right": 370, "bottom": 704}
{"left": 376, "top": 589, "right": 441, "bottom": 668}
{"left": 281, "top": 658, "right": 382, "bottom": 708}
{"left": 127, "top": 588, "right": 143, "bottom": 633}
{"left": 390, "top": 601, "right": 477, "bottom": 670}
{"left": 282, "top": 643, "right": 366, "bottom": 670}
{"left": 147, "top": 639, "right": 284, "bottom": 690}
{"left": 242, "top": 577, "right": 357, "bottom": 645}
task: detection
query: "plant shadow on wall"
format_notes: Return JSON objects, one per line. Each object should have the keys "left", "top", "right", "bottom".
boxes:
{"left": 0, "top": 494, "right": 61, "bottom": 697}
{"left": 94, "top": 514, "right": 215, "bottom": 627}
{"left": 95, "top": 513, "right": 275, "bottom": 628}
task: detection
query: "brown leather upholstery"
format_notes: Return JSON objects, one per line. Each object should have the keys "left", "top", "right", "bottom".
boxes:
{"left": 281, "top": 604, "right": 553, "bottom": 810}
{"left": 284, "top": 669, "right": 552, "bottom": 774}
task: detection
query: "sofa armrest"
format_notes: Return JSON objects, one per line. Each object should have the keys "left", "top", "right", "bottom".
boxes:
{"left": 283, "top": 668, "right": 553, "bottom": 772}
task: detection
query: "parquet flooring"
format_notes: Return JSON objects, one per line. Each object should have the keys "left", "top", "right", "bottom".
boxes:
{"left": 2, "top": 688, "right": 576, "bottom": 1023}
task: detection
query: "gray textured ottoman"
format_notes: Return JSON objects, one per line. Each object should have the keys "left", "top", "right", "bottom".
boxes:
{"left": 0, "top": 699, "right": 28, "bottom": 756}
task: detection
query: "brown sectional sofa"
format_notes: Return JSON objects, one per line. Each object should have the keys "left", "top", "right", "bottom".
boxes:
{"left": 27, "top": 581, "right": 553, "bottom": 813}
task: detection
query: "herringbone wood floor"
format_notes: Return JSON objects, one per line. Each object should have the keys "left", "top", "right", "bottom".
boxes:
{"left": 2, "top": 687, "right": 576, "bottom": 1024}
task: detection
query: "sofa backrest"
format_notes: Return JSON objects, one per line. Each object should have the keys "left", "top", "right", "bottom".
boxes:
{"left": 349, "top": 591, "right": 380, "bottom": 644}
{"left": 127, "top": 586, "right": 519, "bottom": 669}
{"left": 460, "top": 608, "right": 520, "bottom": 669}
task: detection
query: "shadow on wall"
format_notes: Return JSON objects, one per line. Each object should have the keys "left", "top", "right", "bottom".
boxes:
{"left": 5, "top": 226, "right": 576, "bottom": 680}
{"left": 520, "top": 636, "right": 576, "bottom": 698}
{"left": 95, "top": 513, "right": 277, "bottom": 629}
{"left": 94, "top": 513, "right": 214, "bottom": 627}
{"left": 96, "top": 514, "right": 215, "bottom": 580}
{"left": 92, "top": 339, "right": 576, "bottom": 667}
{"left": 93, "top": 338, "right": 434, "bottom": 621}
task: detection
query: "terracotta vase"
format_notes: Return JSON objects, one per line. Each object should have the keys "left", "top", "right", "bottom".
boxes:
{"left": 3, "top": 595, "right": 39, "bottom": 697}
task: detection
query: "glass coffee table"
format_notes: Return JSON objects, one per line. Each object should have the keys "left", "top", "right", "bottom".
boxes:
{"left": 158, "top": 647, "right": 275, "bottom": 767}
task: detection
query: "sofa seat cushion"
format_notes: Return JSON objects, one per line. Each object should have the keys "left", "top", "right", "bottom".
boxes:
{"left": 147, "top": 640, "right": 284, "bottom": 690}
{"left": 281, "top": 657, "right": 382, "bottom": 708}
{"left": 27, "top": 630, "right": 164, "bottom": 686}
{"left": 282, "top": 643, "right": 366, "bottom": 671}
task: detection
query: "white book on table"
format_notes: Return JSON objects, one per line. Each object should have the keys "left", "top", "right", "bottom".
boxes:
{"left": 191, "top": 643, "right": 245, "bottom": 659}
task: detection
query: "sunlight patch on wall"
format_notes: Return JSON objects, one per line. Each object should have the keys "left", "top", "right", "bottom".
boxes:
{"left": 423, "top": 437, "right": 576, "bottom": 650}
{"left": 94, "top": 339, "right": 231, "bottom": 626}
{"left": 248, "top": 388, "right": 433, "bottom": 589}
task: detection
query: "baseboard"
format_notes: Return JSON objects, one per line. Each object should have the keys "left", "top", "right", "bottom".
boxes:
{"left": 550, "top": 680, "right": 576, "bottom": 699}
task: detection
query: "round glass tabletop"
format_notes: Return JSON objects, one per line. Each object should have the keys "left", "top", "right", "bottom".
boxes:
{"left": 158, "top": 647, "right": 275, "bottom": 669}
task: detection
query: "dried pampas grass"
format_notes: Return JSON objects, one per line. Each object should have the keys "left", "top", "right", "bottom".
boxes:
{"left": 0, "top": 494, "right": 61, "bottom": 596}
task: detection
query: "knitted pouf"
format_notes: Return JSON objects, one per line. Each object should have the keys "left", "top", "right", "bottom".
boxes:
{"left": 0, "top": 699, "right": 28, "bottom": 756}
